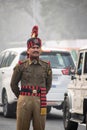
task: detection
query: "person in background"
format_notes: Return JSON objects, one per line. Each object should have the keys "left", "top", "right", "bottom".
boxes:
{"left": 10, "top": 25, "right": 52, "bottom": 130}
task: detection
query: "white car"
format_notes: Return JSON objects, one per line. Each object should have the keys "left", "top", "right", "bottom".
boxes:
{"left": 0, "top": 47, "right": 75, "bottom": 117}
{"left": 63, "top": 46, "right": 87, "bottom": 130}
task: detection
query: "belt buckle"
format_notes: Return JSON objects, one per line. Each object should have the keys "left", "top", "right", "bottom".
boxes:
{"left": 33, "top": 89, "right": 37, "bottom": 94}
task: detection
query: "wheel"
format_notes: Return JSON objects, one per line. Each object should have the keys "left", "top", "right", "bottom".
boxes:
{"left": 86, "top": 113, "right": 87, "bottom": 130}
{"left": 63, "top": 97, "right": 78, "bottom": 130}
{"left": 64, "top": 121, "right": 78, "bottom": 130}
{"left": 47, "top": 106, "right": 51, "bottom": 114}
{"left": 3, "top": 91, "right": 12, "bottom": 117}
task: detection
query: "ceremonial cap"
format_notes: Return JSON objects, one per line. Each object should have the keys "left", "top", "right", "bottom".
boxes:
{"left": 27, "top": 25, "right": 42, "bottom": 49}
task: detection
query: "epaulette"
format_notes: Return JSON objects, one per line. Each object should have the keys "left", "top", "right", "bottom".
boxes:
{"left": 18, "top": 59, "right": 28, "bottom": 65}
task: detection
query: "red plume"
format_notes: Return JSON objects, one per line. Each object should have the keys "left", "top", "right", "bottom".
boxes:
{"left": 31, "top": 25, "right": 38, "bottom": 38}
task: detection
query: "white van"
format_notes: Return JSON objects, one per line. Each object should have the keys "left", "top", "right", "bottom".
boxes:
{"left": 0, "top": 47, "right": 75, "bottom": 117}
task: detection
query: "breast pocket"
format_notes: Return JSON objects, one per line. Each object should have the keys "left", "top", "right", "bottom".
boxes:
{"left": 22, "top": 69, "right": 32, "bottom": 80}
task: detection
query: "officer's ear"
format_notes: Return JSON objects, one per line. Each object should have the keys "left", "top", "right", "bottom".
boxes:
{"left": 27, "top": 49, "right": 30, "bottom": 55}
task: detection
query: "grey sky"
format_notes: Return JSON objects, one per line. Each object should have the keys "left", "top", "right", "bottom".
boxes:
{"left": 0, "top": 0, "right": 87, "bottom": 50}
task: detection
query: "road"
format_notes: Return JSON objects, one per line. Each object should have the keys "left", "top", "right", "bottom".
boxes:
{"left": 0, "top": 108, "right": 86, "bottom": 130}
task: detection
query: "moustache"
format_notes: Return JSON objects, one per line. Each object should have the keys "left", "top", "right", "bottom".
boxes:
{"left": 33, "top": 51, "right": 39, "bottom": 54}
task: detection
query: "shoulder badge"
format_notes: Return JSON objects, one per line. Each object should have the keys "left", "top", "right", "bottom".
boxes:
{"left": 48, "top": 61, "right": 50, "bottom": 65}
{"left": 18, "top": 59, "right": 28, "bottom": 65}
{"left": 18, "top": 60, "right": 23, "bottom": 65}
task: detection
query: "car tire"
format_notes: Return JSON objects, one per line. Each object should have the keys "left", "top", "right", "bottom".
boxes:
{"left": 3, "top": 91, "right": 12, "bottom": 117}
{"left": 63, "top": 97, "right": 78, "bottom": 130}
{"left": 86, "top": 113, "right": 87, "bottom": 130}
{"left": 47, "top": 106, "right": 51, "bottom": 114}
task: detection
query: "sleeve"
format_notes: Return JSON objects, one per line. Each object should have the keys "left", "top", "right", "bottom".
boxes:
{"left": 46, "top": 63, "right": 52, "bottom": 94}
{"left": 10, "top": 64, "right": 22, "bottom": 98}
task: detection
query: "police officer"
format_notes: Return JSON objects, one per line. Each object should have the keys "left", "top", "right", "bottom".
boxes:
{"left": 10, "top": 26, "right": 52, "bottom": 130}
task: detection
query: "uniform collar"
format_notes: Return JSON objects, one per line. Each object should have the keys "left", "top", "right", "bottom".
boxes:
{"left": 28, "top": 58, "right": 32, "bottom": 65}
{"left": 28, "top": 58, "right": 42, "bottom": 65}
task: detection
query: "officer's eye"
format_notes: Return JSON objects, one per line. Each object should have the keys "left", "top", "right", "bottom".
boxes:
{"left": 32, "top": 47, "right": 40, "bottom": 49}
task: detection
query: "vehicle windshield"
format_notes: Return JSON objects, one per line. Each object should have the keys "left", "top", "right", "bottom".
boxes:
{"left": 40, "top": 52, "right": 75, "bottom": 69}
{"left": 19, "top": 51, "right": 75, "bottom": 69}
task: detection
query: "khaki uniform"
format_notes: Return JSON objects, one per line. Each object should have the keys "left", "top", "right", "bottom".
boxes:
{"left": 10, "top": 58, "right": 52, "bottom": 130}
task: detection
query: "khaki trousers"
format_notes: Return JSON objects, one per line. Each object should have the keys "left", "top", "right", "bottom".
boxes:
{"left": 16, "top": 95, "right": 46, "bottom": 130}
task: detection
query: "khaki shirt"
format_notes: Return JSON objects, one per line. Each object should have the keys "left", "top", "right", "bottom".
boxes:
{"left": 10, "top": 59, "right": 52, "bottom": 98}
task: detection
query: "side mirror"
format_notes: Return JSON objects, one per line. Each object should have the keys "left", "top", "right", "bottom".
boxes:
{"left": 71, "top": 75, "right": 76, "bottom": 80}
{"left": 69, "top": 67, "right": 76, "bottom": 75}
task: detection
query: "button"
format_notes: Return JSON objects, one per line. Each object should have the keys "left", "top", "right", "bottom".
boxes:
{"left": 33, "top": 90, "right": 37, "bottom": 93}
{"left": 33, "top": 60, "right": 37, "bottom": 64}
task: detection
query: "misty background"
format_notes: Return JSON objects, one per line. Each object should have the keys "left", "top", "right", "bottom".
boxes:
{"left": 0, "top": 0, "right": 87, "bottom": 50}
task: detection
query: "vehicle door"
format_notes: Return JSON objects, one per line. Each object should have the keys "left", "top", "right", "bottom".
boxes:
{"left": 80, "top": 51, "right": 87, "bottom": 113}
{"left": 72, "top": 51, "right": 87, "bottom": 114}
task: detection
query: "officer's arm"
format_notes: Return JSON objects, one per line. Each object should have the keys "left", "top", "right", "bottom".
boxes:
{"left": 46, "top": 63, "right": 52, "bottom": 94}
{"left": 10, "top": 65, "right": 22, "bottom": 98}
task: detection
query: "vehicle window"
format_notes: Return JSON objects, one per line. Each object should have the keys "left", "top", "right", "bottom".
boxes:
{"left": 40, "top": 52, "right": 75, "bottom": 69}
{"left": 56, "top": 54, "right": 65, "bottom": 67}
{"left": 0, "top": 51, "right": 10, "bottom": 67}
{"left": 77, "top": 53, "right": 83, "bottom": 75}
{"left": 19, "top": 51, "right": 27, "bottom": 61}
{"left": 70, "top": 49, "right": 78, "bottom": 64}
{"left": 60, "top": 53, "right": 75, "bottom": 68}
{"left": 18, "top": 51, "right": 75, "bottom": 69}
{"left": 0, "top": 51, "right": 16, "bottom": 67}
{"left": 6, "top": 52, "right": 16, "bottom": 66}
{"left": 84, "top": 52, "right": 87, "bottom": 74}
{"left": 40, "top": 54, "right": 59, "bottom": 68}
{"left": 0, "top": 52, "right": 5, "bottom": 67}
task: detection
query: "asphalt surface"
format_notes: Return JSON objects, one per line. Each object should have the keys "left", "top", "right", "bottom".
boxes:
{"left": 0, "top": 108, "right": 86, "bottom": 130}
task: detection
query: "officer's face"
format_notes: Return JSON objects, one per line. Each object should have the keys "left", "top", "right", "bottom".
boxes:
{"left": 27, "top": 44, "right": 41, "bottom": 58}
